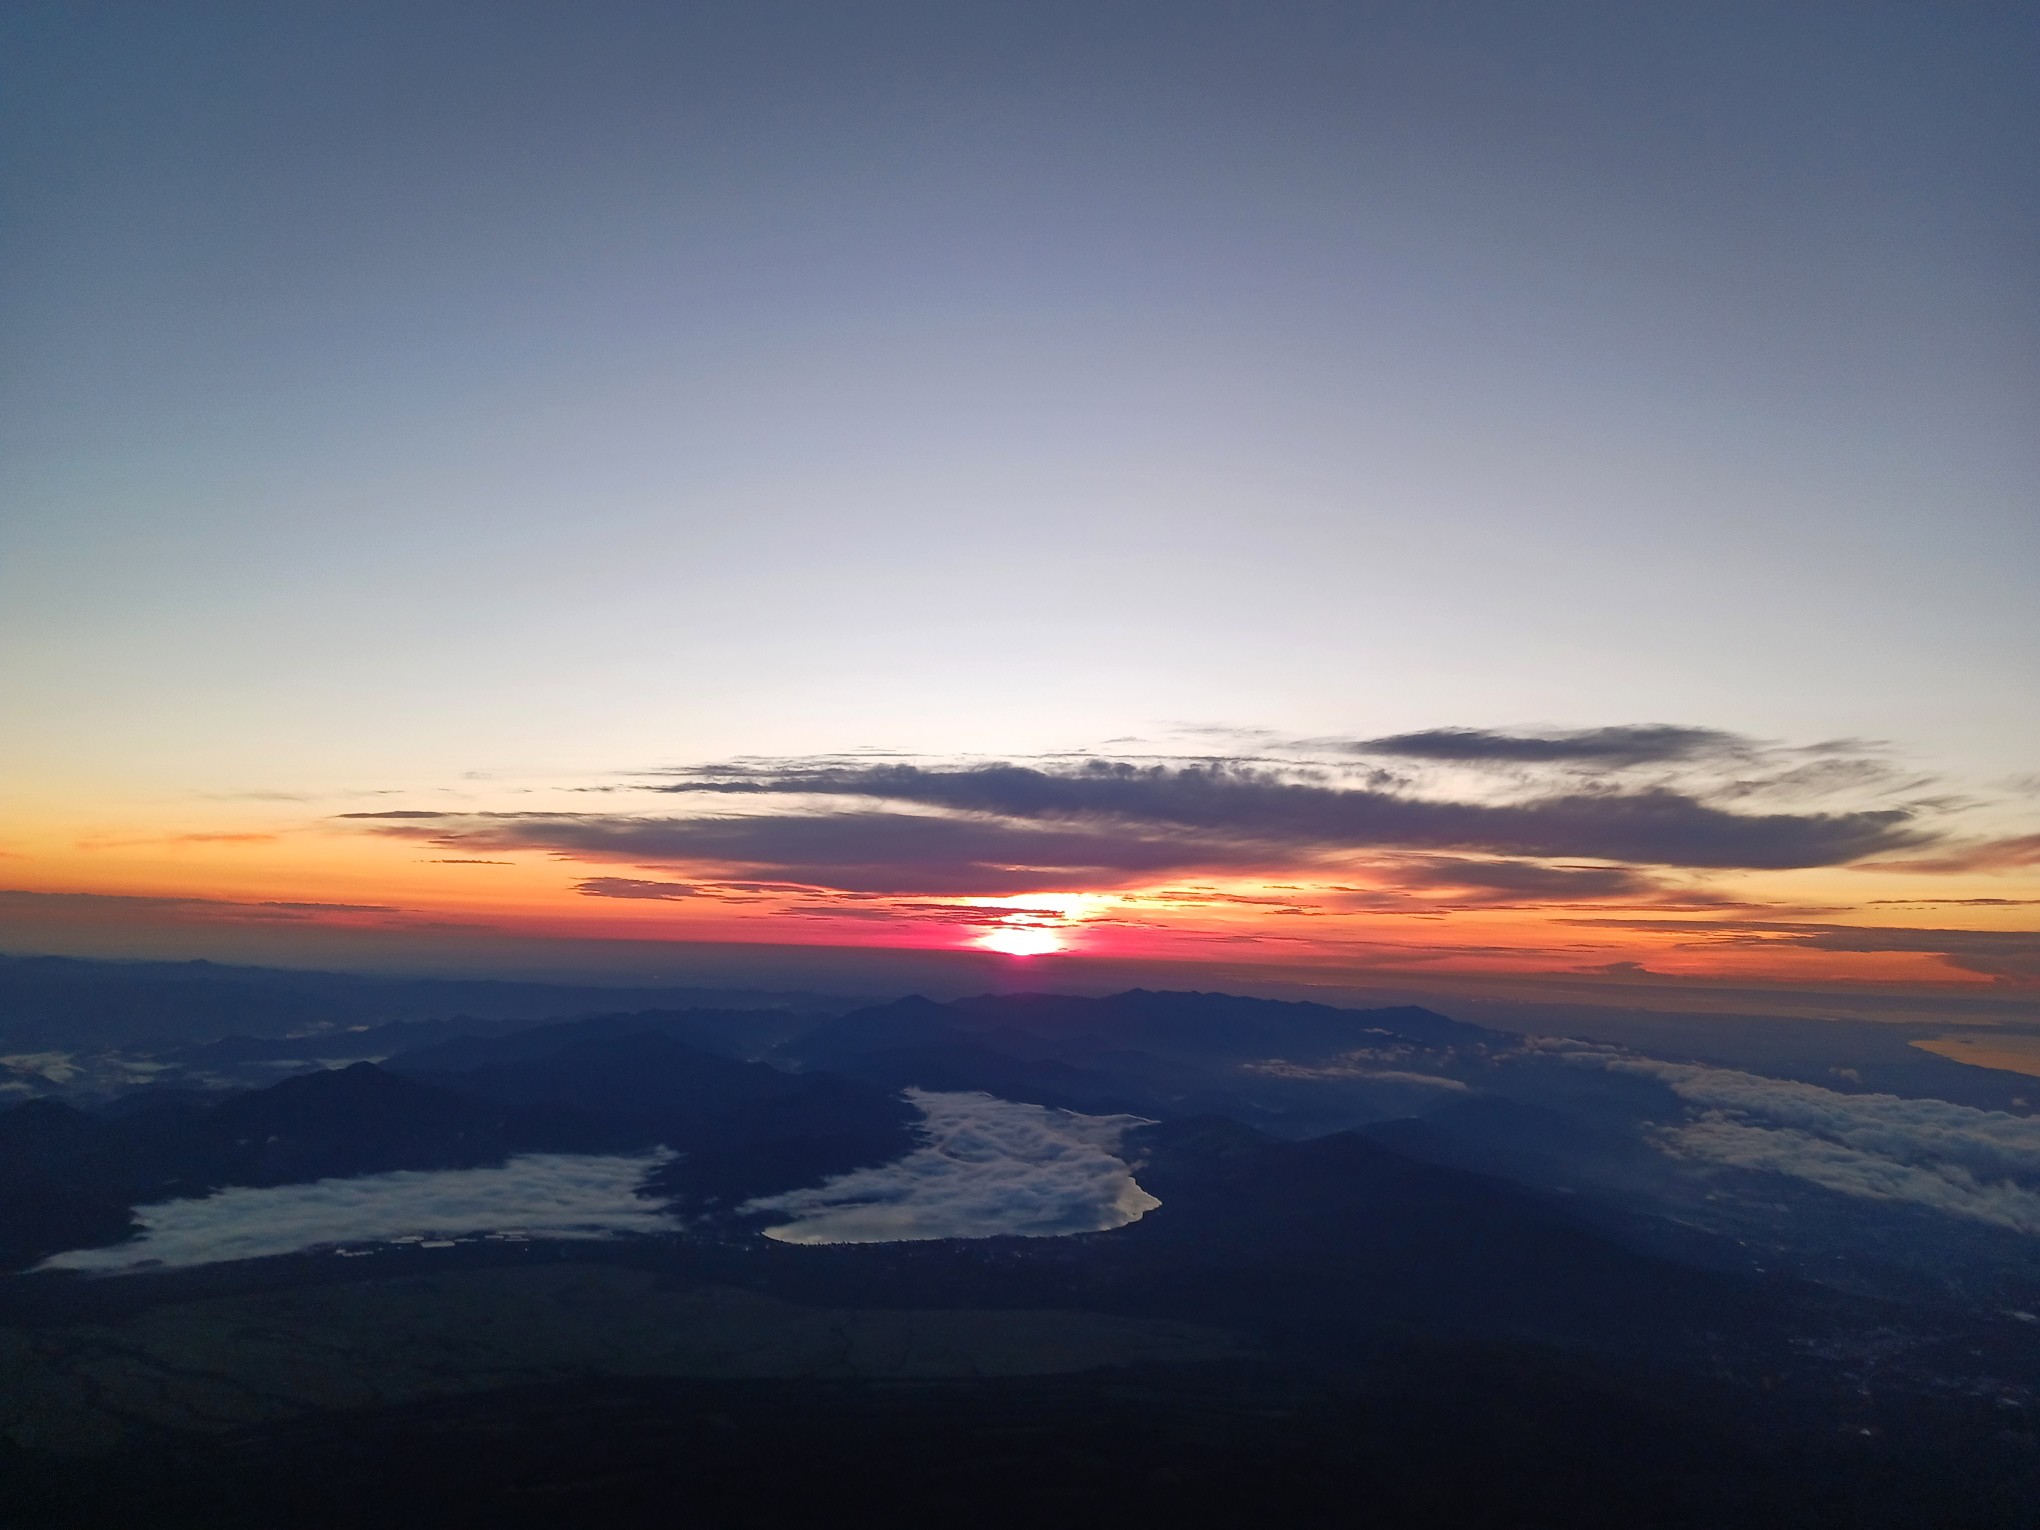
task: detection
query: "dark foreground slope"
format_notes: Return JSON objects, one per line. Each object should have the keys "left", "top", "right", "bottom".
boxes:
{"left": 2, "top": 1311, "right": 2030, "bottom": 1530}
{"left": 6, "top": 1094, "right": 2033, "bottom": 1528}
{"left": 5, "top": 985, "right": 2037, "bottom": 1527}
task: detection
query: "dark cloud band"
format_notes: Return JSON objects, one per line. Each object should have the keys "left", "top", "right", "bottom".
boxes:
{"left": 650, "top": 760, "right": 1923, "bottom": 870}
{"left": 1569, "top": 917, "right": 2040, "bottom": 985}
{"left": 1342, "top": 724, "right": 1750, "bottom": 765}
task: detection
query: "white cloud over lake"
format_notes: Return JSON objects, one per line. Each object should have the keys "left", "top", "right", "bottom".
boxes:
{"left": 744, "top": 1089, "right": 1159, "bottom": 1245}
{"left": 1537, "top": 1039, "right": 2040, "bottom": 1233}
{"left": 40, "top": 1151, "right": 677, "bottom": 1273}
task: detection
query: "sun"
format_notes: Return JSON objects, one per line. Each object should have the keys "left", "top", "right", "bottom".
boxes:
{"left": 977, "top": 925, "right": 1065, "bottom": 957}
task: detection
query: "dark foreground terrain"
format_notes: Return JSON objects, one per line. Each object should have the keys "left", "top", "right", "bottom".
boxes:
{"left": 5, "top": 971, "right": 2038, "bottom": 1525}
{"left": 4, "top": 1224, "right": 2035, "bottom": 1530}
{"left": 3, "top": 1318, "right": 2032, "bottom": 1530}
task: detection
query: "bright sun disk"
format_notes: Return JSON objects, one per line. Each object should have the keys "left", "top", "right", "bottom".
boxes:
{"left": 977, "top": 926, "right": 1065, "bottom": 957}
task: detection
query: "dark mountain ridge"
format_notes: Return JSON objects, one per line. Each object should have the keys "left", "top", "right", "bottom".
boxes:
{"left": 1114, "top": 1116, "right": 1766, "bottom": 1348}
{"left": 803, "top": 1038, "right": 1164, "bottom": 1115}
{"left": 386, "top": 1008, "right": 793, "bottom": 1073}
{"left": 0, "top": 1064, "right": 633, "bottom": 1271}
{"left": 781, "top": 990, "right": 1495, "bottom": 1075}
{"left": 0, "top": 1025, "right": 931, "bottom": 1272}
{"left": 409, "top": 1032, "right": 921, "bottom": 1209}
{"left": 0, "top": 953, "right": 843, "bottom": 1052}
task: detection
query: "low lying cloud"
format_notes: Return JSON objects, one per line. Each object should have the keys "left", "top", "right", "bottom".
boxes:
{"left": 41, "top": 1152, "right": 677, "bottom": 1273}
{"left": 1660, "top": 1117, "right": 2040, "bottom": 1233}
{"left": 743, "top": 1089, "right": 1159, "bottom": 1245}
{"left": 1541, "top": 1041, "right": 2040, "bottom": 1232}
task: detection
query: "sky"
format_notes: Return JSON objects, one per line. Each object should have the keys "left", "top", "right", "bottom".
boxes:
{"left": 2, "top": 2, "right": 2036, "bottom": 1010}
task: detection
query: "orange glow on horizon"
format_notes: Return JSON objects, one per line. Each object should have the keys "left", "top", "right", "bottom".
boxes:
{"left": 2, "top": 798, "right": 2033, "bottom": 994}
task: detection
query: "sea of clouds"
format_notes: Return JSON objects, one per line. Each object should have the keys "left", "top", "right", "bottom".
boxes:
{"left": 743, "top": 1088, "right": 1160, "bottom": 1244}
{"left": 40, "top": 1151, "right": 678, "bottom": 1273}
{"left": 1535, "top": 1039, "right": 2040, "bottom": 1233}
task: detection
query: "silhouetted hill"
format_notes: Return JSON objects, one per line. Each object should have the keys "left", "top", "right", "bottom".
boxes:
{"left": 1361, "top": 1094, "right": 1668, "bottom": 1191}
{"left": 0, "top": 1098, "right": 145, "bottom": 1267}
{"left": 0, "top": 1030, "right": 921, "bottom": 1270}
{"left": 811, "top": 1039, "right": 1162, "bottom": 1114}
{"left": 167, "top": 1017, "right": 519, "bottom": 1070}
{"left": 419, "top": 1032, "right": 803, "bottom": 1119}
{"left": 769, "top": 989, "right": 1501, "bottom": 1126}
{"left": 717, "top": 1110, "right": 1825, "bottom": 1366}
{"left": 412, "top": 1033, "right": 921, "bottom": 1208}
{"left": 386, "top": 1008, "right": 798, "bottom": 1073}
{"left": 172, "top": 1063, "right": 622, "bottom": 1185}
{"left": 91, "top": 1088, "right": 232, "bottom": 1121}
{"left": 1103, "top": 1116, "right": 1806, "bottom": 1352}
{"left": 0, "top": 1066, "right": 620, "bottom": 1270}
{"left": 782, "top": 989, "right": 1496, "bottom": 1076}
{"left": 0, "top": 1099, "right": 115, "bottom": 1168}
{"left": 0, "top": 953, "right": 843, "bottom": 1052}
{"left": 0, "top": 1190, "right": 135, "bottom": 1275}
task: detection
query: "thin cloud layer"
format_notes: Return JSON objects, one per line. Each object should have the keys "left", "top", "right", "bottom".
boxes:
{"left": 41, "top": 1151, "right": 677, "bottom": 1273}
{"left": 575, "top": 877, "right": 701, "bottom": 900}
{"left": 0, "top": 889, "right": 402, "bottom": 922}
{"left": 1661, "top": 1116, "right": 2040, "bottom": 1233}
{"left": 1542, "top": 1041, "right": 2040, "bottom": 1231}
{"left": 743, "top": 1089, "right": 1159, "bottom": 1245}
{"left": 1344, "top": 725, "right": 1750, "bottom": 766}
{"left": 1869, "top": 834, "right": 2040, "bottom": 875}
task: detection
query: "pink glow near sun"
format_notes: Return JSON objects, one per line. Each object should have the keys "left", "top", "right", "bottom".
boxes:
{"left": 976, "top": 924, "right": 1066, "bottom": 957}
{"left": 964, "top": 893, "right": 1112, "bottom": 957}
